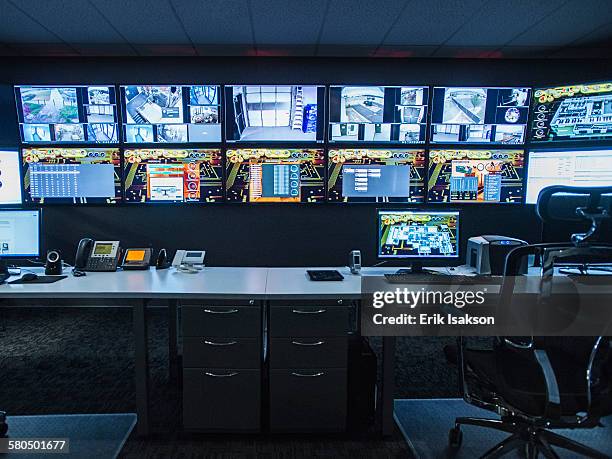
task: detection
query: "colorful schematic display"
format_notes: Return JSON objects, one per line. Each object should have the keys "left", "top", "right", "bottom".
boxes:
{"left": 123, "top": 149, "right": 223, "bottom": 203}
{"left": 427, "top": 150, "right": 524, "bottom": 204}
{"left": 328, "top": 86, "right": 429, "bottom": 143}
{"left": 15, "top": 85, "right": 119, "bottom": 144}
{"left": 431, "top": 87, "right": 530, "bottom": 144}
{"left": 327, "top": 149, "right": 425, "bottom": 203}
{"left": 22, "top": 148, "right": 121, "bottom": 204}
{"left": 226, "top": 149, "right": 325, "bottom": 202}
{"left": 530, "top": 82, "right": 612, "bottom": 142}
{"left": 121, "top": 85, "right": 221, "bottom": 143}
{"left": 378, "top": 211, "right": 459, "bottom": 259}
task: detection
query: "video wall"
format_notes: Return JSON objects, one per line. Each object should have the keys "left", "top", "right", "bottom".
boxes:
{"left": 4, "top": 80, "right": 610, "bottom": 206}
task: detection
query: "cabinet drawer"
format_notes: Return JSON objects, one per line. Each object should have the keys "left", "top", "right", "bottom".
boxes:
{"left": 183, "top": 337, "right": 260, "bottom": 369}
{"left": 182, "top": 305, "right": 261, "bottom": 337}
{"left": 270, "top": 368, "right": 347, "bottom": 432}
{"left": 270, "top": 337, "right": 347, "bottom": 369}
{"left": 183, "top": 368, "right": 260, "bottom": 431}
{"left": 270, "top": 306, "right": 350, "bottom": 337}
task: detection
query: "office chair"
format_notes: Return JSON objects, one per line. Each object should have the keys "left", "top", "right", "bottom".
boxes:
{"left": 446, "top": 185, "right": 612, "bottom": 459}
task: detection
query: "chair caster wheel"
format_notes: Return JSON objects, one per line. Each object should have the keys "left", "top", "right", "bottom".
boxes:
{"left": 449, "top": 426, "right": 463, "bottom": 449}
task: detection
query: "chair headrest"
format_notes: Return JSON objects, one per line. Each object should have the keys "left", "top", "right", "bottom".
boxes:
{"left": 536, "top": 185, "right": 612, "bottom": 223}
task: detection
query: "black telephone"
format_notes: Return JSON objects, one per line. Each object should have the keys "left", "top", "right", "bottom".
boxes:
{"left": 74, "top": 238, "right": 121, "bottom": 273}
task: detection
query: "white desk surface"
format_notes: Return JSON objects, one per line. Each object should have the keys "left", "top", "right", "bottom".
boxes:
{"left": 1, "top": 266, "right": 608, "bottom": 300}
{"left": 0, "top": 267, "right": 269, "bottom": 299}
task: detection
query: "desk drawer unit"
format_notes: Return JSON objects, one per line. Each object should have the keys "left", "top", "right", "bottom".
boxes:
{"left": 269, "top": 300, "right": 351, "bottom": 432}
{"left": 183, "top": 368, "right": 260, "bottom": 432}
{"left": 182, "top": 302, "right": 262, "bottom": 432}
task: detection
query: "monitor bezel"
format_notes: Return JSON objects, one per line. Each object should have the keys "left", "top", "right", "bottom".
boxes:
{"left": 376, "top": 209, "right": 460, "bottom": 260}
{"left": 0, "top": 208, "right": 42, "bottom": 259}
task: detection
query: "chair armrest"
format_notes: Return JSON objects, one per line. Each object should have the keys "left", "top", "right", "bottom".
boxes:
{"left": 533, "top": 348, "right": 562, "bottom": 420}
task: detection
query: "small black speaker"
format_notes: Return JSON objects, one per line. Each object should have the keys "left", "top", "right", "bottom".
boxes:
{"left": 45, "top": 249, "right": 63, "bottom": 275}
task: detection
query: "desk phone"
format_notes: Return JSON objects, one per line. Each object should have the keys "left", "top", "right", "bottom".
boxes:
{"left": 74, "top": 239, "right": 121, "bottom": 272}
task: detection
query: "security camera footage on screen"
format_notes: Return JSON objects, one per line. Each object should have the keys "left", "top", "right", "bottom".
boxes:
{"left": 0, "top": 150, "right": 23, "bottom": 205}
{"left": 121, "top": 85, "right": 221, "bottom": 143}
{"left": 327, "top": 149, "right": 425, "bottom": 203}
{"left": 526, "top": 149, "right": 612, "bottom": 204}
{"left": 123, "top": 149, "right": 223, "bottom": 203}
{"left": 430, "top": 87, "right": 530, "bottom": 144}
{"left": 530, "top": 82, "right": 612, "bottom": 142}
{"left": 225, "top": 149, "right": 325, "bottom": 203}
{"left": 15, "top": 85, "right": 119, "bottom": 144}
{"left": 225, "top": 86, "right": 324, "bottom": 142}
{"left": 22, "top": 148, "right": 121, "bottom": 204}
{"left": 0, "top": 210, "right": 40, "bottom": 258}
{"left": 328, "top": 86, "right": 428, "bottom": 143}
{"left": 427, "top": 149, "right": 525, "bottom": 204}
{"left": 378, "top": 211, "right": 459, "bottom": 259}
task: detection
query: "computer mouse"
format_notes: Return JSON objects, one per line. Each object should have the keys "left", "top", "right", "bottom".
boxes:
{"left": 22, "top": 273, "right": 38, "bottom": 282}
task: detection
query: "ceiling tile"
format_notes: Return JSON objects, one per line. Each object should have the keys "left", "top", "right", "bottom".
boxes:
{"left": 508, "top": 0, "right": 612, "bottom": 46}
{"left": 383, "top": 0, "right": 487, "bottom": 46}
{"left": 172, "top": 0, "right": 253, "bottom": 45}
{"left": 0, "top": 0, "right": 62, "bottom": 43}
{"left": 318, "top": 0, "right": 408, "bottom": 45}
{"left": 91, "top": 0, "right": 190, "bottom": 44}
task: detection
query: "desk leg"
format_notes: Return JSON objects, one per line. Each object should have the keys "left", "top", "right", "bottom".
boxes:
{"left": 133, "top": 299, "right": 150, "bottom": 436}
{"left": 381, "top": 336, "right": 396, "bottom": 437}
{"left": 168, "top": 300, "right": 178, "bottom": 381}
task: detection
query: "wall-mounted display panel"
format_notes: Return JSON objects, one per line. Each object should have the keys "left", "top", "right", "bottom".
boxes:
{"left": 121, "top": 85, "right": 221, "bottom": 143}
{"left": 22, "top": 147, "right": 121, "bottom": 204}
{"left": 431, "top": 87, "right": 530, "bottom": 144}
{"left": 225, "top": 149, "right": 325, "bottom": 202}
{"left": 530, "top": 82, "right": 612, "bottom": 143}
{"left": 327, "top": 149, "right": 425, "bottom": 203}
{"left": 328, "top": 86, "right": 428, "bottom": 143}
{"left": 15, "top": 85, "right": 119, "bottom": 144}
{"left": 526, "top": 148, "right": 612, "bottom": 204}
{"left": 427, "top": 149, "right": 525, "bottom": 204}
{"left": 225, "top": 86, "right": 324, "bottom": 142}
{"left": 123, "top": 149, "right": 222, "bottom": 203}
{"left": 0, "top": 150, "right": 23, "bottom": 205}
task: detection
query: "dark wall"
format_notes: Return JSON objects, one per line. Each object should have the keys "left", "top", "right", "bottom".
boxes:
{"left": 1, "top": 57, "right": 611, "bottom": 266}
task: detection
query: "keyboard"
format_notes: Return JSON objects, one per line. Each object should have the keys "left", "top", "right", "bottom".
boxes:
{"left": 383, "top": 273, "right": 502, "bottom": 285}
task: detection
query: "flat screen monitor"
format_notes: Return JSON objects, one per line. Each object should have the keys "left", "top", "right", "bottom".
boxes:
{"left": 225, "top": 149, "right": 325, "bottom": 203}
{"left": 0, "top": 150, "right": 23, "bottom": 205}
{"left": 15, "top": 85, "right": 119, "bottom": 144}
{"left": 526, "top": 148, "right": 612, "bottom": 204}
{"left": 431, "top": 87, "right": 530, "bottom": 144}
{"left": 0, "top": 209, "right": 40, "bottom": 258}
{"left": 327, "top": 149, "right": 425, "bottom": 203}
{"left": 530, "top": 82, "right": 612, "bottom": 142}
{"left": 123, "top": 149, "right": 223, "bottom": 203}
{"left": 225, "top": 86, "right": 325, "bottom": 142}
{"left": 120, "top": 85, "right": 221, "bottom": 143}
{"left": 377, "top": 210, "right": 459, "bottom": 259}
{"left": 22, "top": 148, "right": 121, "bottom": 204}
{"left": 427, "top": 149, "right": 525, "bottom": 204}
{"left": 328, "top": 86, "right": 428, "bottom": 143}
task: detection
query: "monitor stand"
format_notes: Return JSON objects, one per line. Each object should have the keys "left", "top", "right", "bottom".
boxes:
{"left": 0, "top": 259, "right": 9, "bottom": 284}
{"left": 395, "top": 261, "right": 423, "bottom": 274}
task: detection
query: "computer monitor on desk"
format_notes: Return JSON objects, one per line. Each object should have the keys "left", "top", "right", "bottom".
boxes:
{"left": 377, "top": 210, "right": 459, "bottom": 273}
{"left": 0, "top": 209, "right": 41, "bottom": 279}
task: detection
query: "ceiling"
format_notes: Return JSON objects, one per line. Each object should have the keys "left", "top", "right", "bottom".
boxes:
{"left": 0, "top": 0, "right": 611, "bottom": 58}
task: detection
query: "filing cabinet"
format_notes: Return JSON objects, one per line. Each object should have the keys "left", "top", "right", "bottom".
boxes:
{"left": 268, "top": 300, "right": 352, "bottom": 432}
{"left": 182, "top": 301, "right": 262, "bottom": 432}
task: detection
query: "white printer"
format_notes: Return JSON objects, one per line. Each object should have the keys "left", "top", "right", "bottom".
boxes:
{"left": 466, "top": 235, "right": 528, "bottom": 275}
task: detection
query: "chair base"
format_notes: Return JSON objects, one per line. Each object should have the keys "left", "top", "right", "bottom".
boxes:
{"left": 450, "top": 416, "right": 610, "bottom": 459}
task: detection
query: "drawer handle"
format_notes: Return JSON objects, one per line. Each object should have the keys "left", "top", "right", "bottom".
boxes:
{"left": 204, "top": 340, "right": 237, "bottom": 346}
{"left": 291, "top": 309, "right": 326, "bottom": 314}
{"left": 205, "top": 371, "right": 238, "bottom": 378}
{"left": 291, "top": 371, "right": 325, "bottom": 377}
{"left": 291, "top": 340, "right": 325, "bottom": 346}
{"left": 203, "top": 308, "right": 239, "bottom": 314}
